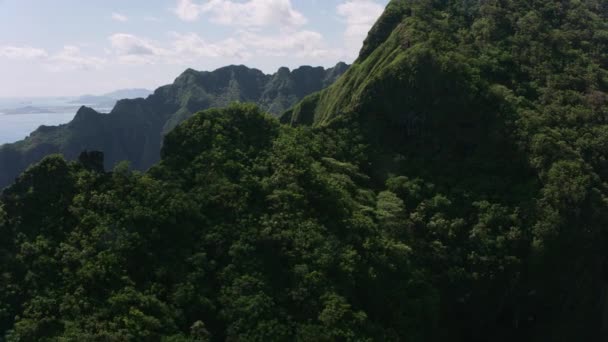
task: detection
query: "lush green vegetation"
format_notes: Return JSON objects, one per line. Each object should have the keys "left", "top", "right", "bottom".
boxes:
{"left": 2, "top": 0, "right": 608, "bottom": 340}
{"left": 0, "top": 63, "right": 348, "bottom": 190}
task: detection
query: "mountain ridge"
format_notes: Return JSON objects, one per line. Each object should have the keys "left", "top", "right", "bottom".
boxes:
{"left": 0, "top": 62, "right": 348, "bottom": 188}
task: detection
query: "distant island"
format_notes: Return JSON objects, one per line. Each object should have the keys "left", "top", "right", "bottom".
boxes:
{"left": 0, "top": 90, "right": 155, "bottom": 117}
{"left": 70, "top": 88, "right": 153, "bottom": 108}
{"left": 2, "top": 106, "right": 56, "bottom": 115}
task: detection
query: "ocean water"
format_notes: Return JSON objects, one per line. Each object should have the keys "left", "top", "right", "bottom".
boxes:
{"left": 0, "top": 97, "right": 113, "bottom": 145}
{"left": 0, "top": 112, "right": 77, "bottom": 145}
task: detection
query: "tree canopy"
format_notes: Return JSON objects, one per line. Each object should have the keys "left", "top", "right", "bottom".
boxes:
{"left": 2, "top": 0, "right": 608, "bottom": 340}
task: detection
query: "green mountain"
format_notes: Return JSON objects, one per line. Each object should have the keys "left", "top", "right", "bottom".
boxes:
{"left": 0, "top": 63, "right": 348, "bottom": 189}
{"left": 1, "top": 0, "right": 608, "bottom": 341}
{"left": 283, "top": 0, "right": 608, "bottom": 338}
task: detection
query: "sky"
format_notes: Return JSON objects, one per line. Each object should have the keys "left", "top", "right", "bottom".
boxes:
{"left": 0, "top": 0, "right": 389, "bottom": 97}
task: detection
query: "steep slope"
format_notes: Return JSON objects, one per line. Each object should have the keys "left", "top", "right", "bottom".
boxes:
{"left": 282, "top": 0, "right": 608, "bottom": 340}
{"left": 0, "top": 63, "right": 347, "bottom": 188}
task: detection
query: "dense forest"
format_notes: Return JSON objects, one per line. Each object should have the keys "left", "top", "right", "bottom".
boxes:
{"left": 0, "top": 63, "right": 348, "bottom": 189}
{"left": 1, "top": 0, "right": 608, "bottom": 340}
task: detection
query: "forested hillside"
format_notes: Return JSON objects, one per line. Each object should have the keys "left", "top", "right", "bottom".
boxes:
{"left": 1, "top": 0, "right": 608, "bottom": 341}
{"left": 0, "top": 63, "right": 348, "bottom": 189}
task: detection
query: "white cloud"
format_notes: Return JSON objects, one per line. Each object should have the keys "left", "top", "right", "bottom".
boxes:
{"left": 0, "top": 46, "right": 48, "bottom": 59}
{"left": 144, "top": 16, "right": 162, "bottom": 22}
{"left": 0, "top": 45, "right": 104, "bottom": 71}
{"left": 2, "top": 0, "right": 362, "bottom": 75}
{"left": 169, "top": 0, "right": 341, "bottom": 62}
{"left": 337, "top": 0, "right": 384, "bottom": 58}
{"left": 109, "top": 32, "right": 250, "bottom": 65}
{"left": 174, "top": 0, "right": 307, "bottom": 28}
{"left": 172, "top": 32, "right": 250, "bottom": 60}
{"left": 111, "top": 12, "right": 129, "bottom": 22}
{"left": 109, "top": 33, "right": 169, "bottom": 64}
{"left": 47, "top": 46, "right": 106, "bottom": 71}
{"left": 239, "top": 30, "right": 341, "bottom": 59}
{"left": 106, "top": 27, "right": 341, "bottom": 66}
{"left": 110, "top": 33, "right": 166, "bottom": 56}
{"left": 174, "top": 0, "right": 202, "bottom": 21}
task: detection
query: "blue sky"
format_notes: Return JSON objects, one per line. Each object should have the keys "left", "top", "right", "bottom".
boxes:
{"left": 0, "top": 0, "right": 389, "bottom": 97}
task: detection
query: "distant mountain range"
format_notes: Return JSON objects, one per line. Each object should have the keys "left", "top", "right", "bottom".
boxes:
{"left": 70, "top": 88, "right": 153, "bottom": 108}
{"left": 0, "top": 89, "right": 154, "bottom": 115}
{"left": 0, "top": 63, "right": 348, "bottom": 188}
